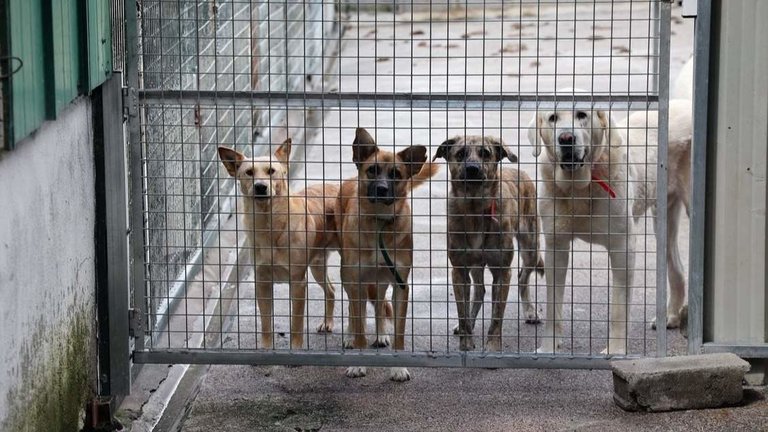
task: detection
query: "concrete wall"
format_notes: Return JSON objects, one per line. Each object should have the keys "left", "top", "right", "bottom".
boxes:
{"left": 0, "top": 98, "right": 96, "bottom": 431}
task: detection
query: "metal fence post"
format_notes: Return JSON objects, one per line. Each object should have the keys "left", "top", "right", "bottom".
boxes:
{"left": 124, "top": 0, "right": 146, "bottom": 355}
{"left": 655, "top": 0, "right": 672, "bottom": 357}
{"left": 94, "top": 71, "right": 131, "bottom": 399}
{"left": 687, "top": 0, "right": 712, "bottom": 355}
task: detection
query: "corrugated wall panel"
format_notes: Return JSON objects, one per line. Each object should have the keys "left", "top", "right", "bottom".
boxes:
{"left": 707, "top": 0, "right": 768, "bottom": 344}
{"left": 51, "top": 0, "right": 81, "bottom": 113}
{"left": 3, "top": 0, "right": 112, "bottom": 148}
{"left": 86, "top": 0, "right": 113, "bottom": 89}
{"left": 9, "top": 0, "right": 46, "bottom": 144}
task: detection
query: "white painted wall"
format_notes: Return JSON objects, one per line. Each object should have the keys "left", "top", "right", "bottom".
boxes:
{"left": 0, "top": 98, "right": 97, "bottom": 431}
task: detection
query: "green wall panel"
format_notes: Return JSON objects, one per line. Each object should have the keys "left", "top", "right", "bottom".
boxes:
{"left": 49, "top": 0, "right": 81, "bottom": 114}
{"left": 85, "top": 0, "right": 112, "bottom": 90}
{"left": 2, "top": 0, "right": 112, "bottom": 149}
{"left": 8, "top": 0, "right": 47, "bottom": 146}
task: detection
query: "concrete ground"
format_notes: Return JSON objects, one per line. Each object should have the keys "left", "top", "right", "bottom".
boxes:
{"left": 127, "top": 3, "right": 768, "bottom": 431}
{"left": 179, "top": 365, "right": 768, "bottom": 431}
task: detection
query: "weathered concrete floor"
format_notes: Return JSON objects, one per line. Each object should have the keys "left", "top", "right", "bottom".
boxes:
{"left": 179, "top": 365, "right": 767, "bottom": 432}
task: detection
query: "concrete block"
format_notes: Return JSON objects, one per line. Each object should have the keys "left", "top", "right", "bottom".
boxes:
{"left": 611, "top": 353, "right": 750, "bottom": 412}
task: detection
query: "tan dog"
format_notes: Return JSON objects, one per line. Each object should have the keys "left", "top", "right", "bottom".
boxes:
{"left": 433, "top": 135, "right": 544, "bottom": 351}
{"left": 528, "top": 109, "right": 635, "bottom": 355}
{"left": 336, "top": 128, "right": 439, "bottom": 382}
{"left": 218, "top": 140, "right": 338, "bottom": 349}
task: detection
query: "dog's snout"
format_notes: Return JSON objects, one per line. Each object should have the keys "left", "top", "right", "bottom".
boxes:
{"left": 253, "top": 183, "right": 269, "bottom": 198}
{"left": 462, "top": 163, "right": 484, "bottom": 180}
{"left": 375, "top": 184, "right": 389, "bottom": 196}
{"left": 558, "top": 132, "right": 575, "bottom": 146}
{"left": 559, "top": 150, "right": 584, "bottom": 171}
{"left": 557, "top": 132, "right": 584, "bottom": 171}
{"left": 367, "top": 181, "right": 395, "bottom": 205}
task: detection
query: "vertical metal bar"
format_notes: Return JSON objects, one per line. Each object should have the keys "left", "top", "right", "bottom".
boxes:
{"left": 650, "top": 0, "right": 660, "bottom": 94}
{"left": 655, "top": 0, "right": 672, "bottom": 357}
{"left": 125, "top": 0, "right": 146, "bottom": 352}
{"left": 688, "top": 0, "right": 712, "bottom": 355}
{"left": 94, "top": 71, "right": 131, "bottom": 397}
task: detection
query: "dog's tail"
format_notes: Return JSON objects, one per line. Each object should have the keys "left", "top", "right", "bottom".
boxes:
{"left": 409, "top": 162, "right": 440, "bottom": 191}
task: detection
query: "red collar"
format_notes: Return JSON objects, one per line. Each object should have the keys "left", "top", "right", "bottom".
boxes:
{"left": 486, "top": 199, "right": 500, "bottom": 223}
{"left": 591, "top": 173, "right": 616, "bottom": 198}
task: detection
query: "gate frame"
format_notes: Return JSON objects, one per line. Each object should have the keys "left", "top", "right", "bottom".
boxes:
{"left": 125, "top": 0, "right": 674, "bottom": 369}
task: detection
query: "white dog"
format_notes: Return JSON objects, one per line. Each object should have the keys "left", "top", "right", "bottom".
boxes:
{"left": 529, "top": 109, "right": 635, "bottom": 355}
{"left": 623, "top": 98, "right": 693, "bottom": 328}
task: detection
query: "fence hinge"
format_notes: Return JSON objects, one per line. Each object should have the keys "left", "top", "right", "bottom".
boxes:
{"left": 122, "top": 86, "right": 138, "bottom": 121}
{"left": 128, "top": 308, "right": 143, "bottom": 338}
{"left": 681, "top": 0, "right": 697, "bottom": 18}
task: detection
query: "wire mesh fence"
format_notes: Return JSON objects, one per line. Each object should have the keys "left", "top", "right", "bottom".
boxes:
{"left": 131, "top": 0, "right": 689, "bottom": 368}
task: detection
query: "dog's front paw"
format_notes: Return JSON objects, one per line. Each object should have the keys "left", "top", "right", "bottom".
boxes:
{"left": 390, "top": 367, "right": 411, "bottom": 382}
{"left": 316, "top": 321, "right": 334, "bottom": 333}
{"left": 523, "top": 307, "right": 541, "bottom": 325}
{"left": 345, "top": 366, "right": 367, "bottom": 378}
{"left": 371, "top": 335, "right": 390, "bottom": 348}
{"left": 666, "top": 314, "right": 681, "bottom": 329}
{"left": 459, "top": 336, "right": 476, "bottom": 351}
{"left": 343, "top": 338, "right": 354, "bottom": 349}
{"left": 485, "top": 336, "right": 502, "bottom": 352}
{"left": 650, "top": 314, "right": 681, "bottom": 330}
{"left": 535, "top": 339, "right": 561, "bottom": 354}
{"left": 601, "top": 341, "right": 628, "bottom": 356}
{"left": 258, "top": 336, "right": 274, "bottom": 350}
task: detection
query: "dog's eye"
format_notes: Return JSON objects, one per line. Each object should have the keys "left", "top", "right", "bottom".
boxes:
{"left": 548, "top": 114, "right": 558, "bottom": 123}
{"left": 575, "top": 111, "right": 588, "bottom": 120}
{"left": 454, "top": 149, "right": 466, "bottom": 160}
{"left": 389, "top": 168, "right": 402, "bottom": 179}
{"left": 480, "top": 148, "right": 492, "bottom": 159}
{"left": 266, "top": 167, "right": 276, "bottom": 176}
{"left": 244, "top": 168, "right": 254, "bottom": 177}
{"left": 366, "top": 165, "right": 379, "bottom": 177}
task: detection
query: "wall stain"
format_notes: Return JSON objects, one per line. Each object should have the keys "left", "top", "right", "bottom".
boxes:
{"left": 2, "top": 306, "right": 96, "bottom": 432}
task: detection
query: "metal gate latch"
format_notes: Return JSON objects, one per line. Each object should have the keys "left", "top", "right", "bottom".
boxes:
{"left": 128, "top": 308, "right": 143, "bottom": 338}
{"left": 122, "top": 87, "right": 138, "bottom": 121}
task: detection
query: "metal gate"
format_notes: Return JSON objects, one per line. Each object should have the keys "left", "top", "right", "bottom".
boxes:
{"left": 128, "top": 0, "right": 680, "bottom": 370}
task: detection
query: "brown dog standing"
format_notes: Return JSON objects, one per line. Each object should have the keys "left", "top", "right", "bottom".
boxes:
{"left": 218, "top": 140, "right": 339, "bottom": 350}
{"left": 336, "top": 128, "right": 439, "bottom": 381}
{"left": 433, "top": 136, "right": 543, "bottom": 351}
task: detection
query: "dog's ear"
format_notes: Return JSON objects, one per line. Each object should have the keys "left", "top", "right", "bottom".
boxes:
{"left": 432, "top": 137, "right": 456, "bottom": 161}
{"left": 274, "top": 138, "right": 292, "bottom": 164}
{"left": 527, "top": 114, "right": 543, "bottom": 157}
{"left": 353, "top": 127, "right": 378, "bottom": 168}
{"left": 596, "top": 111, "right": 623, "bottom": 148}
{"left": 218, "top": 146, "right": 245, "bottom": 177}
{"left": 397, "top": 145, "right": 428, "bottom": 178}
{"left": 487, "top": 136, "right": 518, "bottom": 163}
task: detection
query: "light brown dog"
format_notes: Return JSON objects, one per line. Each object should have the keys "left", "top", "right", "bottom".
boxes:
{"left": 218, "top": 140, "right": 338, "bottom": 349}
{"left": 336, "top": 128, "right": 439, "bottom": 382}
{"left": 433, "top": 135, "right": 544, "bottom": 351}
